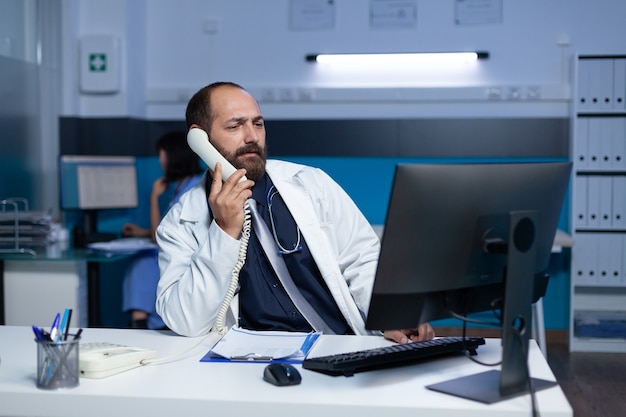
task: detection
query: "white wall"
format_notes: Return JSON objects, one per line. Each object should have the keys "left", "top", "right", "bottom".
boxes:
{"left": 61, "top": 0, "right": 626, "bottom": 120}
{"left": 61, "top": 0, "right": 146, "bottom": 117}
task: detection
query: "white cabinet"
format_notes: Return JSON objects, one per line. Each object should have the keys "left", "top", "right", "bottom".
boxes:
{"left": 570, "top": 54, "right": 626, "bottom": 352}
{"left": 3, "top": 261, "right": 88, "bottom": 328}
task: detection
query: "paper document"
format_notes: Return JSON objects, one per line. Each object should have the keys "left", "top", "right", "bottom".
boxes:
{"left": 88, "top": 238, "right": 158, "bottom": 254}
{"left": 201, "top": 327, "right": 321, "bottom": 363}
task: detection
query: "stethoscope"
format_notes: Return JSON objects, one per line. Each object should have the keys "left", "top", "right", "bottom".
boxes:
{"left": 267, "top": 185, "right": 303, "bottom": 255}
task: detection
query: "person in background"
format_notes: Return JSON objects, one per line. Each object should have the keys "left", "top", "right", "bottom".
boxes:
{"left": 121, "top": 130, "right": 204, "bottom": 329}
{"left": 155, "top": 82, "right": 435, "bottom": 343}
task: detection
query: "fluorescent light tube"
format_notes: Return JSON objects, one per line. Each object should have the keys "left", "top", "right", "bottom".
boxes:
{"left": 306, "top": 52, "right": 489, "bottom": 65}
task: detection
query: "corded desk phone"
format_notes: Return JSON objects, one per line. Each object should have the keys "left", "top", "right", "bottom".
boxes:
{"left": 79, "top": 342, "right": 157, "bottom": 378}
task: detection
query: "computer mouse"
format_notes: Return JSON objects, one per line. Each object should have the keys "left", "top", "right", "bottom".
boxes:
{"left": 263, "top": 363, "right": 302, "bottom": 386}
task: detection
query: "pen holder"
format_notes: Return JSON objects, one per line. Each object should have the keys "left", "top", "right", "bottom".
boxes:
{"left": 35, "top": 335, "right": 80, "bottom": 390}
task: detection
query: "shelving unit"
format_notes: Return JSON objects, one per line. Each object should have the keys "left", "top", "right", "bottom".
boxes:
{"left": 0, "top": 197, "right": 52, "bottom": 256}
{"left": 570, "top": 54, "right": 626, "bottom": 352}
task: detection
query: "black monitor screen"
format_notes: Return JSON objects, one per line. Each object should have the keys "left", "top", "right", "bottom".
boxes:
{"left": 365, "top": 162, "right": 571, "bottom": 331}
{"left": 59, "top": 155, "right": 139, "bottom": 210}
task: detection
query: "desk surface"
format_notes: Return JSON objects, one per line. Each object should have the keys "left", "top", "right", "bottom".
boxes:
{"left": 0, "top": 243, "right": 131, "bottom": 263}
{"left": 0, "top": 326, "right": 572, "bottom": 417}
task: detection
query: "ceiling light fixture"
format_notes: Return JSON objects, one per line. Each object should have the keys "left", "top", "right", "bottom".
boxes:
{"left": 306, "top": 51, "right": 489, "bottom": 65}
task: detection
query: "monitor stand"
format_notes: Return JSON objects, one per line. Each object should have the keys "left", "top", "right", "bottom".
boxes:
{"left": 426, "top": 211, "right": 557, "bottom": 404}
{"left": 83, "top": 209, "right": 117, "bottom": 243}
{"left": 426, "top": 369, "right": 557, "bottom": 404}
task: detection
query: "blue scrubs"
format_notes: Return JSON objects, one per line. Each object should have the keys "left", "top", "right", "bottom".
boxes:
{"left": 123, "top": 175, "right": 202, "bottom": 329}
{"left": 237, "top": 174, "right": 352, "bottom": 334}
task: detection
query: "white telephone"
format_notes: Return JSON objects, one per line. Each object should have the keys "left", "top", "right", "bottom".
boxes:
{"left": 79, "top": 342, "right": 157, "bottom": 379}
{"left": 187, "top": 128, "right": 246, "bottom": 182}
{"left": 187, "top": 128, "right": 251, "bottom": 335}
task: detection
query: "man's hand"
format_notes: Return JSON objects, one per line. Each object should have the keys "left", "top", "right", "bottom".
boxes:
{"left": 208, "top": 163, "right": 254, "bottom": 239}
{"left": 383, "top": 323, "right": 435, "bottom": 344}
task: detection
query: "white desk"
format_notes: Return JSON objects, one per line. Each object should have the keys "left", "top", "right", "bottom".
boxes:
{"left": 0, "top": 326, "right": 572, "bottom": 417}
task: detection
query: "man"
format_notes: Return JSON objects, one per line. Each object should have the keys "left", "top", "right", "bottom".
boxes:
{"left": 155, "top": 81, "right": 434, "bottom": 343}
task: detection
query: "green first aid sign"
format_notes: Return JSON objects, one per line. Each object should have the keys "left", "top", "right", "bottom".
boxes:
{"left": 89, "top": 53, "right": 107, "bottom": 72}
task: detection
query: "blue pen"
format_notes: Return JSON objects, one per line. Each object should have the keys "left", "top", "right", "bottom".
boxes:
{"left": 49, "top": 312, "right": 61, "bottom": 342}
{"left": 63, "top": 309, "right": 73, "bottom": 341}
{"left": 60, "top": 308, "right": 70, "bottom": 340}
{"left": 32, "top": 325, "right": 46, "bottom": 342}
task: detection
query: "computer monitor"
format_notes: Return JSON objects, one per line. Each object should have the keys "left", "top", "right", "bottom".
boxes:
{"left": 59, "top": 155, "right": 139, "bottom": 240}
{"left": 365, "top": 161, "right": 571, "bottom": 403}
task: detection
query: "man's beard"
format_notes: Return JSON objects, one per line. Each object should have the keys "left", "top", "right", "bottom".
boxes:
{"left": 220, "top": 143, "right": 268, "bottom": 181}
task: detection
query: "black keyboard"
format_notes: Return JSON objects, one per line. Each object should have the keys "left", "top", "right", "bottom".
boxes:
{"left": 302, "top": 336, "right": 485, "bottom": 376}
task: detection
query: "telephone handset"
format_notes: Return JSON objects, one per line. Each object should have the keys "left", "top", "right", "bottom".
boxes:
{"left": 187, "top": 128, "right": 246, "bottom": 182}
{"left": 187, "top": 128, "right": 251, "bottom": 335}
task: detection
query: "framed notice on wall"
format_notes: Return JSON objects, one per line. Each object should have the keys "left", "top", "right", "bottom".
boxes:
{"left": 455, "top": 0, "right": 502, "bottom": 26}
{"left": 289, "top": 0, "right": 335, "bottom": 31}
{"left": 369, "top": 0, "right": 417, "bottom": 30}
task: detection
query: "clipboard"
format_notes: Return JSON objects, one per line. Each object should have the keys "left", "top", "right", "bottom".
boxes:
{"left": 200, "top": 327, "right": 321, "bottom": 364}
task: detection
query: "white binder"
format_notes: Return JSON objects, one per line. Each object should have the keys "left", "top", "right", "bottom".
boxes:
{"left": 574, "top": 176, "right": 588, "bottom": 228}
{"left": 598, "top": 234, "right": 623, "bottom": 286}
{"left": 587, "top": 118, "right": 602, "bottom": 170}
{"left": 611, "top": 117, "right": 626, "bottom": 170}
{"left": 598, "top": 118, "right": 613, "bottom": 171}
{"left": 587, "top": 59, "right": 604, "bottom": 111}
{"left": 573, "top": 233, "right": 598, "bottom": 286}
{"left": 587, "top": 176, "right": 602, "bottom": 228}
{"left": 613, "top": 58, "right": 626, "bottom": 111}
{"left": 598, "top": 176, "right": 613, "bottom": 229}
{"left": 574, "top": 117, "right": 589, "bottom": 170}
{"left": 577, "top": 59, "right": 592, "bottom": 111}
{"left": 612, "top": 176, "right": 626, "bottom": 229}
{"left": 571, "top": 232, "right": 586, "bottom": 284}
{"left": 598, "top": 58, "right": 614, "bottom": 110}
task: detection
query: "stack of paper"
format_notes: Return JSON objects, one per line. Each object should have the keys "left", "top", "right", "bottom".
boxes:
{"left": 87, "top": 237, "right": 158, "bottom": 254}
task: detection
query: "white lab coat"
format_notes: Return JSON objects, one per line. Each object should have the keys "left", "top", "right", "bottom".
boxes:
{"left": 156, "top": 160, "right": 381, "bottom": 337}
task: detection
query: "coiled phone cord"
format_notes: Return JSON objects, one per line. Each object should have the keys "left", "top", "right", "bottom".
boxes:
{"left": 213, "top": 200, "right": 252, "bottom": 335}
{"left": 140, "top": 201, "right": 251, "bottom": 366}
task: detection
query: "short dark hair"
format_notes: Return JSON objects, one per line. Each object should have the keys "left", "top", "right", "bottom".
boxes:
{"left": 156, "top": 130, "right": 203, "bottom": 182}
{"left": 185, "top": 81, "right": 246, "bottom": 131}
